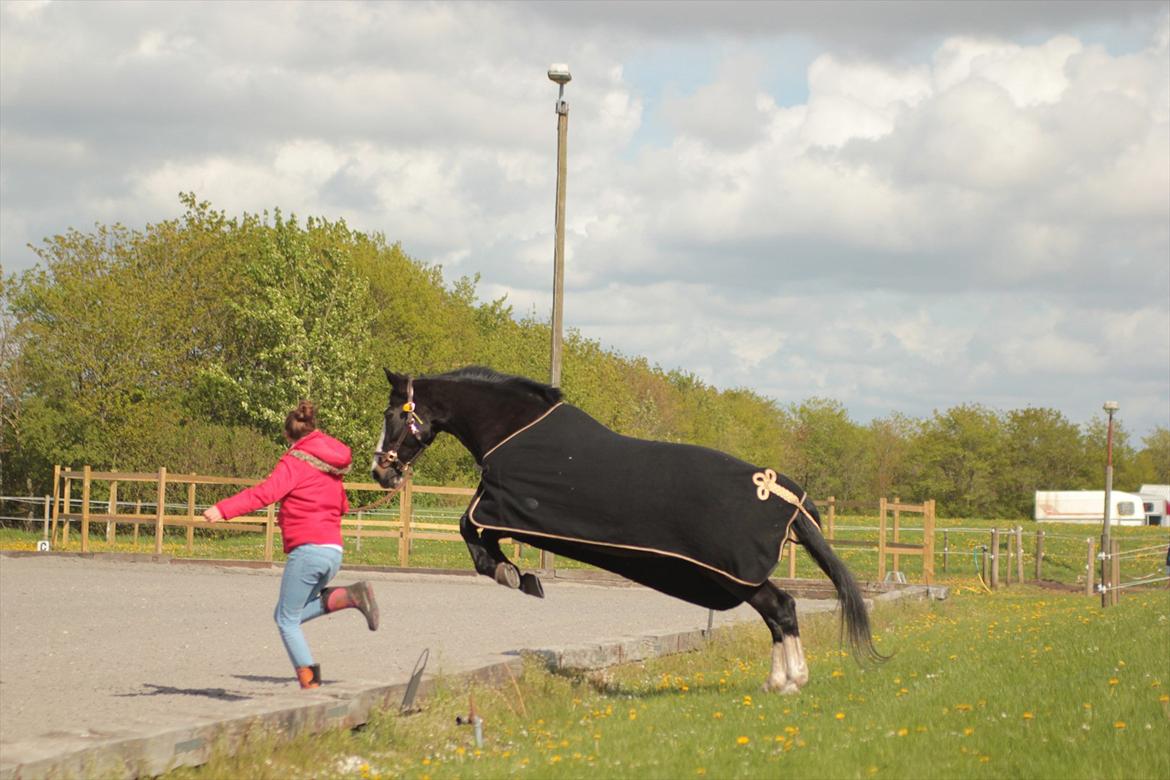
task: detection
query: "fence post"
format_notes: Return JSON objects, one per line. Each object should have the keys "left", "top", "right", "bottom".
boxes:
{"left": 264, "top": 505, "right": 275, "bottom": 562}
{"left": 826, "top": 496, "right": 836, "bottom": 540}
{"left": 186, "top": 479, "right": 196, "bottom": 555}
{"left": 990, "top": 528, "right": 1000, "bottom": 589}
{"left": 892, "top": 496, "right": 901, "bottom": 574}
{"left": 80, "top": 465, "right": 92, "bottom": 554}
{"left": 923, "top": 499, "right": 936, "bottom": 585}
{"left": 60, "top": 470, "right": 72, "bottom": 547}
{"left": 1084, "top": 538, "right": 1095, "bottom": 596}
{"left": 107, "top": 481, "right": 118, "bottom": 545}
{"left": 943, "top": 530, "right": 949, "bottom": 574}
{"left": 154, "top": 467, "right": 167, "bottom": 555}
{"left": 1015, "top": 526, "right": 1024, "bottom": 583}
{"left": 1110, "top": 539, "right": 1121, "bottom": 607}
{"left": 356, "top": 511, "right": 363, "bottom": 552}
{"left": 399, "top": 475, "right": 413, "bottom": 568}
{"left": 878, "top": 497, "right": 888, "bottom": 581}
{"left": 49, "top": 464, "right": 62, "bottom": 546}
{"left": 133, "top": 500, "right": 141, "bottom": 546}
{"left": 42, "top": 495, "right": 50, "bottom": 543}
{"left": 1035, "top": 530, "right": 1044, "bottom": 581}
{"left": 787, "top": 540, "right": 797, "bottom": 578}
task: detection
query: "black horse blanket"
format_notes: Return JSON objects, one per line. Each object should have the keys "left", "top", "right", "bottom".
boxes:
{"left": 467, "top": 403, "right": 808, "bottom": 587}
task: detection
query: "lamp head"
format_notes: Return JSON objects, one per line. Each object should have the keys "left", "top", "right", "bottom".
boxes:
{"left": 547, "top": 64, "right": 571, "bottom": 85}
{"left": 1103, "top": 400, "right": 1119, "bottom": 413}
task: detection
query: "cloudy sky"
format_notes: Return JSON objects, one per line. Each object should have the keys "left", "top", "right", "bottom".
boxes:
{"left": 2, "top": 0, "right": 1168, "bottom": 438}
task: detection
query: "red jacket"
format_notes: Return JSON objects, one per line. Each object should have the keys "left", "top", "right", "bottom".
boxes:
{"left": 215, "top": 430, "right": 352, "bottom": 553}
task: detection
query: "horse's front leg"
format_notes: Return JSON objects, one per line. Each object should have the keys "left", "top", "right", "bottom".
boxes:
{"left": 460, "top": 513, "right": 503, "bottom": 578}
{"left": 459, "top": 515, "right": 544, "bottom": 597}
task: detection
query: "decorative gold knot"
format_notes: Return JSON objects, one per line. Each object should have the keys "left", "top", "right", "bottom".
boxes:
{"left": 753, "top": 469, "right": 779, "bottom": 501}
{"left": 752, "top": 469, "right": 802, "bottom": 506}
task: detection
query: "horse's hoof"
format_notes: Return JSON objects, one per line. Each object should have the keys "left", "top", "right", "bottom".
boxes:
{"left": 762, "top": 679, "right": 800, "bottom": 695}
{"left": 494, "top": 562, "right": 521, "bottom": 589}
{"left": 520, "top": 573, "right": 545, "bottom": 598}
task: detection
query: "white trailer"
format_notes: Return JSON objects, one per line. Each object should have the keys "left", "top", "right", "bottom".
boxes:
{"left": 1033, "top": 490, "right": 1147, "bottom": 525}
{"left": 1138, "top": 484, "right": 1170, "bottom": 526}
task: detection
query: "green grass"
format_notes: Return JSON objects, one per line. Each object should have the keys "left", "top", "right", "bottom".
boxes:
{"left": 167, "top": 586, "right": 1170, "bottom": 780}
{"left": 4, "top": 513, "right": 1167, "bottom": 585}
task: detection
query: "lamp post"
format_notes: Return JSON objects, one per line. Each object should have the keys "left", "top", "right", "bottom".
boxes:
{"left": 547, "top": 63, "right": 570, "bottom": 389}
{"left": 543, "top": 63, "right": 571, "bottom": 573}
{"left": 1100, "top": 400, "right": 1119, "bottom": 607}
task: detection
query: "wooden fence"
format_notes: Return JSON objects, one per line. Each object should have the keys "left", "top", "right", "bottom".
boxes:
{"left": 48, "top": 465, "right": 475, "bottom": 567}
{"left": 49, "top": 466, "right": 936, "bottom": 584}
{"left": 774, "top": 496, "right": 937, "bottom": 585}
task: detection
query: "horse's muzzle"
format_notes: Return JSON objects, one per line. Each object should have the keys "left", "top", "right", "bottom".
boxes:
{"left": 371, "top": 462, "right": 404, "bottom": 490}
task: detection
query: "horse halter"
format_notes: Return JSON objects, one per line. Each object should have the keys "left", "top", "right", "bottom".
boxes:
{"left": 374, "top": 377, "right": 429, "bottom": 474}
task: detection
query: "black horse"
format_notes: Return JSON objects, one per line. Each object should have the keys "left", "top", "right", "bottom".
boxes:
{"left": 371, "top": 366, "right": 881, "bottom": 693}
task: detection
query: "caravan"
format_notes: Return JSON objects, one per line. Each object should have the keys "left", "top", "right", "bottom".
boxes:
{"left": 1033, "top": 490, "right": 1147, "bottom": 526}
{"left": 1138, "top": 484, "right": 1170, "bottom": 526}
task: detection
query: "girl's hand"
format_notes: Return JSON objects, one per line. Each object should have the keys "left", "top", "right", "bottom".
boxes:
{"left": 203, "top": 506, "right": 224, "bottom": 523}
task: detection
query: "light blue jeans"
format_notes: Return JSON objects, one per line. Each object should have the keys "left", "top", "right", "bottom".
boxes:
{"left": 275, "top": 544, "right": 342, "bottom": 669}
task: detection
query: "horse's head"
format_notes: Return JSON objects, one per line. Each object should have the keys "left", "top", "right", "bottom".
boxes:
{"left": 371, "top": 369, "right": 438, "bottom": 489}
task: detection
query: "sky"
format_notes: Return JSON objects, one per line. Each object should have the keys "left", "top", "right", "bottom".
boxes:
{"left": 2, "top": 0, "right": 1168, "bottom": 440}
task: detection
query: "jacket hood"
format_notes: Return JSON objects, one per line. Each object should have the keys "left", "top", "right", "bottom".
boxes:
{"left": 291, "top": 429, "right": 353, "bottom": 470}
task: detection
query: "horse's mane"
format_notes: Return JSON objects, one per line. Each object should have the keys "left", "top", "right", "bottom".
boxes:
{"left": 430, "top": 366, "right": 563, "bottom": 406}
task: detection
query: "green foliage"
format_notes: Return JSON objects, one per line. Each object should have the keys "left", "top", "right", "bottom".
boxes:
{"left": 2, "top": 195, "right": 1166, "bottom": 515}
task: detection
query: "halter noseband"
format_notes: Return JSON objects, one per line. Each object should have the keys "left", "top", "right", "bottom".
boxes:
{"left": 374, "top": 377, "right": 428, "bottom": 474}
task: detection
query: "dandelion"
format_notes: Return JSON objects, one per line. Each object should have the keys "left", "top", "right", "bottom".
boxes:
{"left": 897, "top": 728, "right": 909, "bottom": 737}
{"left": 713, "top": 711, "right": 724, "bottom": 719}
{"left": 1023, "top": 712, "right": 1034, "bottom": 721}
{"left": 1160, "top": 694, "right": 1170, "bottom": 704}
{"left": 836, "top": 712, "right": 846, "bottom": 720}
{"left": 629, "top": 709, "right": 638, "bottom": 721}
{"left": 1109, "top": 678, "right": 1120, "bottom": 686}
{"left": 697, "top": 769, "right": 707, "bottom": 776}
{"left": 1114, "top": 721, "right": 1127, "bottom": 729}
{"left": 737, "top": 736, "right": 750, "bottom": 745}
{"left": 963, "top": 728, "right": 974, "bottom": 736}
{"left": 832, "top": 670, "right": 845, "bottom": 678}
{"left": 743, "top": 695, "right": 753, "bottom": 706}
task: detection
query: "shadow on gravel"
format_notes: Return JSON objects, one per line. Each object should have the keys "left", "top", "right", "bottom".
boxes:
{"left": 116, "top": 684, "right": 252, "bottom": 701}
{"left": 233, "top": 674, "right": 294, "bottom": 685}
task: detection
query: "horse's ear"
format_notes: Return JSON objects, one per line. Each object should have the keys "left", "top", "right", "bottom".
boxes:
{"left": 383, "top": 368, "right": 408, "bottom": 392}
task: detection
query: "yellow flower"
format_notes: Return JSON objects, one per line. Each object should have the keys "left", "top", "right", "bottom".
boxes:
{"left": 835, "top": 712, "right": 846, "bottom": 720}
{"left": 963, "top": 727, "right": 974, "bottom": 736}
{"left": 550, "top": 755, "right": 562, "bottom": 763}
{"left": 1114, "top": 721, "right": 1126, "bottom": 729}
{"left": 1023, "top": 712, "right": 1034, "bottom": 720}
{"left": 736, "top": 736, "right": 750, "bottom": 745}
{"left": 697, "top": 770, "right": 707, "bottom": 776}
{"left": 628, "top": 709, "right": 637, "bottom": 721}
{"left": 743, "top": 695, "right": 753, "bottom": 706}
{"left": 1159, "top": 694, "right": 1170, "bottom": 703}
{"left": 897, "top": 727, "right": 909, "bottom": 737}
{"left": 1109, "top": 678, "right": 1119, "bottom": 686}
{"left": 714, "top": 711, "right": 724, "bottom": 719}
{"left": 832, "top": 670, "right": 845, "bottom": 678}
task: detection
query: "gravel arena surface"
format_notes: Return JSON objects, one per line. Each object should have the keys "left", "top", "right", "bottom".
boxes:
{"left": 0, "top": 554, "right": 779, "bottom": 760}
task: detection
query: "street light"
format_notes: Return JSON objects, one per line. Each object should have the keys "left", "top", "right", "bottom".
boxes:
{"left": 543, "top": 63, "right": 571, "bottom": 573}
{"left": 547, "top": 63, "right": 570, "bottom": 390}
{"left": 1100, "top": 400, "right": 1119, "bottom": 607}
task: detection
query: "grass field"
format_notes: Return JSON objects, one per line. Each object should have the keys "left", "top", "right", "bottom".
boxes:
{"left": 3, "top": 514, "right": 1166, "bottom": 587}
{"left": 166, "top": 586, "right": 1170, "bottom": 780}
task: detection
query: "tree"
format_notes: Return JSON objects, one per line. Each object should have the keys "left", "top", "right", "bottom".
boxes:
{"left": 1000, "top": 407, "right": 1091, "bottom": 517}
{"left": 907, "top": 405, "right": 1005, "bottom": 517}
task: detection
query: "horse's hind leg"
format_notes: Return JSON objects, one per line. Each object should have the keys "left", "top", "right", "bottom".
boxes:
{"left": 747, "top": 580, "right": 808, "bottom": 694}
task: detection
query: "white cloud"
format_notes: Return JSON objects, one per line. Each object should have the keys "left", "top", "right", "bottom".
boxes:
{"left": 1, "top": 1, "right": 1167, "bottom": 436}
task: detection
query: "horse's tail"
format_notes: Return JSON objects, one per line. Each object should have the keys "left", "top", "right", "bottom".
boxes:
{"left": 790, "top": 497, "right": 887, "bottom": 663}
